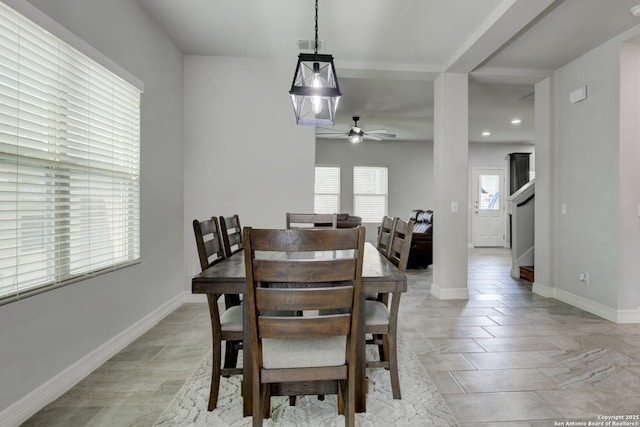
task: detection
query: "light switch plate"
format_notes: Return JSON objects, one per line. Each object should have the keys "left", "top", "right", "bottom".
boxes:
{"left": 570, "top": 86, "right": 587, "bottom": 104}
{"left": 451, "top": 201, "right": 458, "bottom": 213}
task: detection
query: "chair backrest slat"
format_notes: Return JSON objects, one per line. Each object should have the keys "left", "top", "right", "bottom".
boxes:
{"left": 193, "top": 217, "right": 225, "bottom": 271}
{"left": 256, "top": 286, "right": 354, "bottom": 312}
{"left": 376, "top": 215, "right": 394, "bottom": 256}
{"left": 251, "top": 228, "right": 358, "bottom": 251}
{"left": 253, "top": 259, "right": 357, "bottom": 283}
{"left": 258, "top": 315, "right": 351, "bottom": 339}
{"left": 220, "top": 214, "right": 243, "bottom": 257}
{"left": 194, "top": 216, "right": 241, "bottom": 309}
{"left": 387, "top": 218, "right": 414, "bottom": 272}
{"left": 286, "top": 212, "right": 338, "bottom": 229}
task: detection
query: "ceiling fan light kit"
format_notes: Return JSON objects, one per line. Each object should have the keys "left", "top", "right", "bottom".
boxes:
{"left": 348, "top": 132, "right": 363, "bottom": 143}
{"left": 289, "top": 0, "right": 341, "bottom": 126}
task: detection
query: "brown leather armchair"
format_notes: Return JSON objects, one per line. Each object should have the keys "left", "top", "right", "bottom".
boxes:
{"left": 313, "top": 213, "right": 362, "bottom": 228}
{"left": 407, "top": 209, "right": 433, "bottom": 269}
{"left": 336, "top": 213, "right": 362, "bottom": 228}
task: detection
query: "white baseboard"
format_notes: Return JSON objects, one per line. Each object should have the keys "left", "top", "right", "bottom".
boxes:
{"left": 532, "top": 283, "right": 640, "bottom": 323}
{"left": 0, "top": 293, "right": 187, "bottom": 427}
{"left": 431, "top": 283, "right": 469, "bottom": 300}
{"left": 184, "top": 293, "right": 207, "bottom": 303}
{"left": 615, "top": 309, "right": 640, "bottom": 323}
{"left": 554, "top": 288, "right": 618, "bottom": 322}
{"left": 532, "top": 281, "right": 555, "bottom": 298}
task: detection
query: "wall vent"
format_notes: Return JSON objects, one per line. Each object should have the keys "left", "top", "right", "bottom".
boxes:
{"left": 297, "top": 39, "right": 325, "bottom": 51}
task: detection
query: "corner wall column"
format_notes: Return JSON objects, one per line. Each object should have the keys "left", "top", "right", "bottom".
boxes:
{"left": 532, "top": 77, "right": 555, "bottom": 298}
{"left": 432, "top": 73, "right": 469, "bottom": 299}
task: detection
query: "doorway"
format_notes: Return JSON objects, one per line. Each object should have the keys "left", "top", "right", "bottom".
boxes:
{"left": 472, "top": 167, "right": 506, "bottom": 247}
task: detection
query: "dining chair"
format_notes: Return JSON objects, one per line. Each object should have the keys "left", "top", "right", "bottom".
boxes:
{"left": 285, "top": 212, "right": 338, "bottom": 229}
{"left": 365, "top": 217, "right": 413, "bottom": 400}
{"left": 193, "top": 217, "right": 243, "bottom": 411}
{"left": 243, "top": 227, "right": 365, "bottom": 427}
{"left": 376, "top": 215, "right": 394, "bottom": 256}
{"left": 220, "top": 214, "right": 243, "bottom": 258}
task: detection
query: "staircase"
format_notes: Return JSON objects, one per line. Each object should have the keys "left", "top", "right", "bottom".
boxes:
{"left": 508, "top": 179, "right": 535, "bottom": 280}
{"left": 519, "top": 266, "right": 534, "bottom": 282}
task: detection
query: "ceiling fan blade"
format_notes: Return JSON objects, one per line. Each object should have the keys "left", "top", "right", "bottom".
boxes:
{"left": 363, "top": 132, "right": 396, "bottom": 140}
{"left": 376, "top": 133, "right": 396, "bottom": 139}
{"left": 317, "top": 134, "right": 348, "bottom": 139}
{"left": 363, "top": 134, "right": 383, "bottom": 141}
{"left": 318, "top": 117, "right": 397, "bottom": 141}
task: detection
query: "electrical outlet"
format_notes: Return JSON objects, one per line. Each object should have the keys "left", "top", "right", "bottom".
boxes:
{"left": 579, "top": 272, "right": 590, "bottom": 284}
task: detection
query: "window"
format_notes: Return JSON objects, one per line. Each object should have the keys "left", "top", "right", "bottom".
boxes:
{"left": 314, "top": 166, "right": 340, "bottom": 213}
{"left": 0, "top": 2, "right": 141, "bottom": 304}
{"left": 353, "top": 166, "right": 387, "bottom": 222}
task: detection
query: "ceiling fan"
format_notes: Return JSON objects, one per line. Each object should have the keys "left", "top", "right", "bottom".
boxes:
{"left": 317, "top": 116, "right": 396, "bottom": 143}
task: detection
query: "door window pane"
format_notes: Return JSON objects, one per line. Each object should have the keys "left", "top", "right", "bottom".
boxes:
{"left": 479, "top": 175, "right": 500, "bottom": 210}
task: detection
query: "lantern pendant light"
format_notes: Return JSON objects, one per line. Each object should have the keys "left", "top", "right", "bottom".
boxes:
{"left": 289, "top": 0, "right": 341, "bottom": 126}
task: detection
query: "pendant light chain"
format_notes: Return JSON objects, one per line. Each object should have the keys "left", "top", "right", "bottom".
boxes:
{"left": 314, "top": 0, "right": 319, "bottom": 54}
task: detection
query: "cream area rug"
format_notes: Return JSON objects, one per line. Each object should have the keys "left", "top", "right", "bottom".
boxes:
{"left": 153, "top": 336, "right": 458, "bottom": 426}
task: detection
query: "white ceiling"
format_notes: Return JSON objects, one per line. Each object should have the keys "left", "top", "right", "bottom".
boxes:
{"left": 136, "top": 0, "right": 640, "bottom": 143}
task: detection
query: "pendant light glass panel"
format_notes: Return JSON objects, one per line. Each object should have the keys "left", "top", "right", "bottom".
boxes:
{"left": 289, "top": 54, "right": 341, "bottom": 126}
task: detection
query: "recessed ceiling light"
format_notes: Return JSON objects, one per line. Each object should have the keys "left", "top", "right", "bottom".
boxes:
{"left": 631, "top": 5, "right": 640, "bottom": 16}
{"left": 481, "top": 131, "right": 491, "bottom": 137}
{"left": 511, "top": 118, "right": 522, "bottom": 125}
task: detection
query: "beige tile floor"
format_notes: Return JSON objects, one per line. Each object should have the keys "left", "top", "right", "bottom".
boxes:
{"left": 402, "top": 248, "right": 640, "bottom": 426}
{"left": 22, "top": 248, "right": 640, "bottom": 426}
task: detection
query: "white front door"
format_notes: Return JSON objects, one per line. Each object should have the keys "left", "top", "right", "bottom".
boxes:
{"left": 473, "top": 168, "right": 505, "bottom": 247}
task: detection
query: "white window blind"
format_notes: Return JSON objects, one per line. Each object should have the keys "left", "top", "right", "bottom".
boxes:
{"left": 0, "top": 2, "right": 141, "bottom": 304}
{"left": 353, "top": 166, "right": 387, "bottom": 222}
{"left": 314, "top": 166, "right": 340, "bottom": 214}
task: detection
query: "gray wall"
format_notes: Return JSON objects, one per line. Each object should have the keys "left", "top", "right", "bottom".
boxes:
{"left": 182, "top": 55, "right": 316, "bottom": 290}
{"left": 0, "top": 0, "right": 184, "bottom": 413}
{"left": 550, "top": 26, "right": 640, "bottom": 314}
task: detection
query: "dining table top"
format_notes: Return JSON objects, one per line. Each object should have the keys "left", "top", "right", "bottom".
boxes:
{"left": 192, "top": 241, "right": 407, "bottom": 295}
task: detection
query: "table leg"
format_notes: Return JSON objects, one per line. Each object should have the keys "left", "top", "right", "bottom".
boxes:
{"left": 355, "top": 292, "right": 367, "bottom": 413}
{"left": 242, "top": 297, "right": 252, "bottom": 417}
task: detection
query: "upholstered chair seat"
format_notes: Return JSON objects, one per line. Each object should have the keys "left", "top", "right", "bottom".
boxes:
{"left": 262, "top": 336, "right": 347, "bottom": 369}
{"left": 365, "top": 300, "right": 390, "bottom": 327}
{"left": 220, "top": 304, "right": 243, "bottom": 332}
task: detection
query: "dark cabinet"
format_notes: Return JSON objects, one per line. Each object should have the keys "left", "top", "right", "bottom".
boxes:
{"left": 509, "top": 152, "right": 530, "bottom": 195}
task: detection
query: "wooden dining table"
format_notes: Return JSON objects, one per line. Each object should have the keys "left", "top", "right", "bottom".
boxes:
{"left": 191, "top": 241, "right": 407, "bottom": 416}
